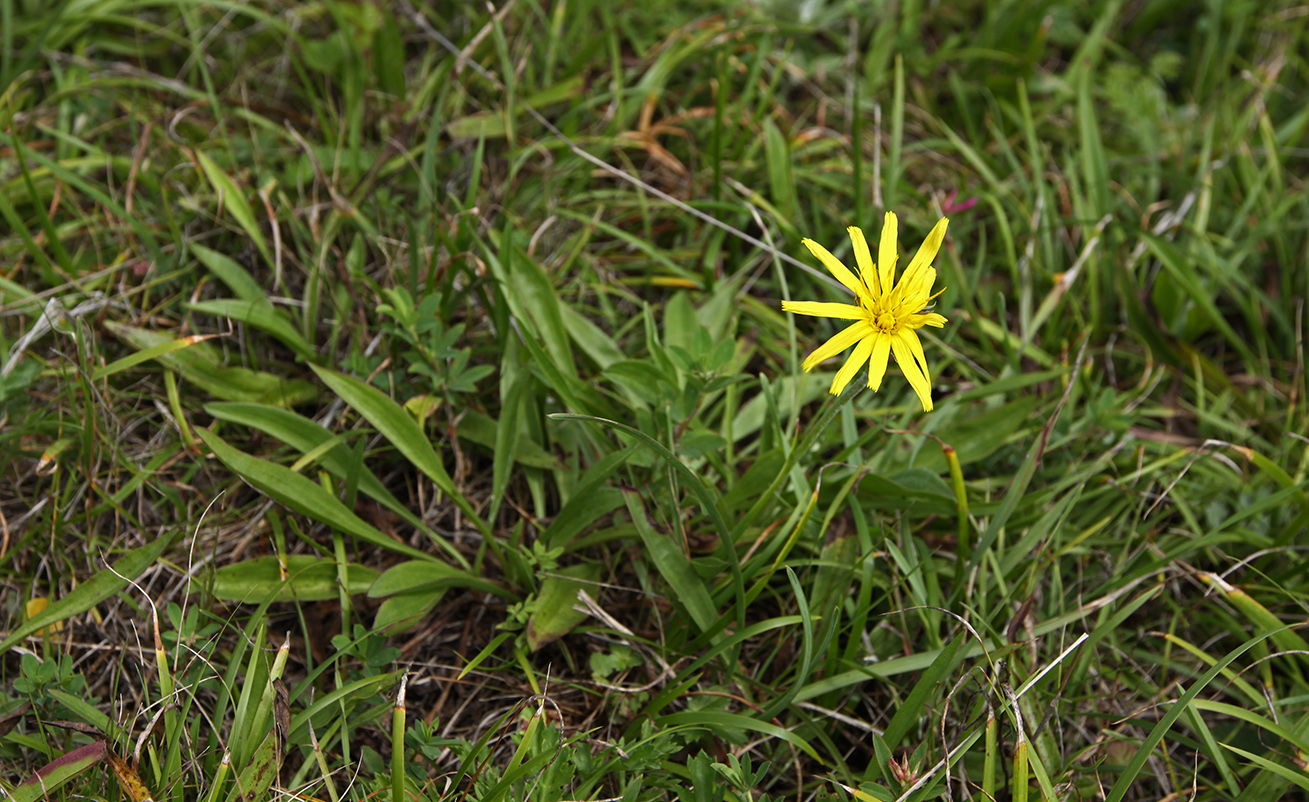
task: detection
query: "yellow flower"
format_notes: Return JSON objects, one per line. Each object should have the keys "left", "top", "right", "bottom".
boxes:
{"left": 782, "top": 212, "right": 949, "bottom": 410}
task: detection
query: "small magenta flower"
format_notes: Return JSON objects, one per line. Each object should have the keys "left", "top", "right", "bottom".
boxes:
{"left": 782, "top": 212, "right": 949, "bottom": 411}
{"left": 940, "top": 188, "right": 978, "bottom": 214}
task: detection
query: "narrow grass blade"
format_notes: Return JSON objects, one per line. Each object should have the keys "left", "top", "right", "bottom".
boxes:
{"left": 659, "top": 711, "right": 819, "bottom": 761}
{"left": 0, "top": 532, "right": 176, "bottom": 652}
{"left": 1104, "top": 626, "right": 1288, "bottom": 802}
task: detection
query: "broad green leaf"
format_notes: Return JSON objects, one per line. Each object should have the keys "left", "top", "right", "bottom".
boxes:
{"left": 731, "top": 374, "right": 830, "bottom": 442}
{"left": 186, "top": 298, "right": 315, "bottom": 361}
{"left": 555, "top": 413, "right": 730, "bottom": 546}
{"left": 369, "top": 559, "right": 513, "bottom": 600}
{"left": 912, "top": 396, "right": 1038, "bottom": 472}
{"left": 207, "top": 555, "right": 378, "bottom": 602}
{"left": 195, "top": 427, "right": 432, "bottom": 562}
{"left": 763, "top": 118, "right": 798, "bottom": 230}
{"left": 559, "top": 302, "right": 625, "bottom": 369}
{"left": 1143, "top": 232, "right": 1257, "bottom": 365}
{"left": 527, "top": 563, "right": 601, "bottom": 651}
{"left": 191, "top": 243, "right": 266, "bottom": 302}
{"left": 604, "top": 360, "right": 673, "bottom": 407}
{"left": 445, "top": 76, "right": 583, "bottom": 139}
{"left": 855, "top": 469, "right": 956, "bottom": 516}
{"left": 490, "top": 371, "right": 526, "bottom": 521}
{"left": 372, "top": 587, "right": 447, "bottom": 634}
{"left": 373, "top": 6, "right": 406, "bottom": 98}
{"left": 542, "top": 486, "right": 624, "bottom": 549}
{"left": 204, "top": 401, "right": 469, "bottom": 566}
{"left": 10, "top": 742, "right": 107, "bottom": 802}
{"left": 663, "top": 292, "right": 696, "bottom": 352}
{"left": 490, "top": 233, "right": 576, "bottom": 378}
{"left": 222, "top": 731, "right": 279, "bottom": 802}
{"left": 195, "top": 151, "right": 271, "bottom": 267}
{"left": 93, "top": 333, "right": 223, "bottom": 380}
{"left": 309, "top": 364, "right": 488, "bottom": 536}
{"left": 105, "top": 322, "right": 315, "bottom": 407}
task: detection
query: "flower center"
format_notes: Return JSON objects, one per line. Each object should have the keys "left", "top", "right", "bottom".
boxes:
{"left": 873, "top": 311, "right": 898, "bottom": 333}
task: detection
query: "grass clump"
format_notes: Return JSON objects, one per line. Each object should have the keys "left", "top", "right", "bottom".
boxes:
{"left": 2, "top": 2, "right": 1307, "bottom": 801}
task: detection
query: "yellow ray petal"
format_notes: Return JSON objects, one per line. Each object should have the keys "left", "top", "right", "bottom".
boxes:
{"left": 781, "top": 300, "right": 864, "bottom": 319}
{"left": 795, "top": 319, "right": 869, "bottom": 371}
{"left": 890, "top": 331, "right": 933, "bottom": 412}
{"left": 847, "top": 226, "right": 878, "bottom": 295}
{"left": 901, "top": 328, "right": 932, "bottom": 386}
{"left": 830, "top": 336, "right": 874, "bottom": 396}
{"left": 877, "top": 212, "right": 898, "bottom": 296}
{"left": 892, "top": 266, "right": 936, "bottom": 311}
{"left": 802, "top": 238, "right": 866, "bottom": 299}
{"left": 801, "top": 320, "right": 872, "bottom": 372}
{"left": 898, "top": 217, "right": 949, "bottom": 294}
{"left": 867, "top": 334, "right": 892, "bottom": 391}
{"left": 907, "top": 312, "right": 948, "bottom": 328}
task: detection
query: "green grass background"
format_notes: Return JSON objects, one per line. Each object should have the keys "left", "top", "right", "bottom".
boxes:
{"left": 1, "top": 1, "right": 1307, "bottom": 801}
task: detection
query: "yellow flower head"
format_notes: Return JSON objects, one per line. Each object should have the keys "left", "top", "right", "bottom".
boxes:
{"left": 781, "top": 212, "right": 948, "bottom": 410}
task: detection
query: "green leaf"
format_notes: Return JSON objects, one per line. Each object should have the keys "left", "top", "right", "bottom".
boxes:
{"left": 309, "top": 364, "right": 489, "bottom": 536}
{"left": 0, "top": 532, "right": 177, "bottom": 653}
{"left": 454, "top": 409, "right": 562, "bottom": 470}
{"left": 368, "top": 559, "right": 513, "bottom": 600}
{"left": 186, "top": 298, "right": 316, "bottom": 361}
{"left": 372, "top": 6, "right": 406, "bottom": 99}
{"left": 191, "top": 243, "right": 266, "bottom": 302}
{"left": 1104, "top": 627, "right": 1286, "bottom": 802}
{"left": 445, "top": 76, "right": 583, "bottom": 139}
{"left": 659, "top": 711, "right": 818, "bottom": 761}
{"left": 543, "top": 487, "right": 627, "bottom": 550}
{"left": 195, "top": 427, "right": 433, "bottom": 562}
{"left": 855, "top": 469, "right": 956, "bottom": 516}
{"left": 553, "top": 413, "right": 731, "bottom": 547}
{"left": 10, "top": 742, "right": 107, "bottom": 802}
{"left": 93, "top": 332, "right": 222, "bottom": 381}
{"left": 527, "top": 563, "right": 601, "bottom": 651}
{"left": 372, "top": 587, "right": 446, "bottom": 635}
{"left": 1142, "top": 232, "right": 1258, "bottom": 365}
{"left": 491, "top": 371, "right": 526, "bottom": 521}
{"left": 763, "top": 118, "right": 797, "bottom": 229}
{"left": 912, "top": 396, "right": 1038, "bottom": 472}
{"left": 105, "top": 322, "right": 315, "bottom": 407}
{"left": 204, "top": 401, "right": 468, "bottom": 567}
{"left": 622, "top": 489, "right": 717, "bottom": 633}
{"left": 195, "top": 151, "right": 271, "bottom": 268}
{"left": 1222, "top": 743, "right": 1309, "bottom": 792}
{"left": 559, "top": 302, "right": 625, "bottom": 369}
{"left": 222, "top": 731, "right": 279, "bottom": 802}
{"left": 489, "top": 233, "right": 577, "bottom": 378}
{"left": 207, "top": 555, "right": 378, "bottom": 602}
{"left": 883, "top": 636, "right": 963, "bottom": 749}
